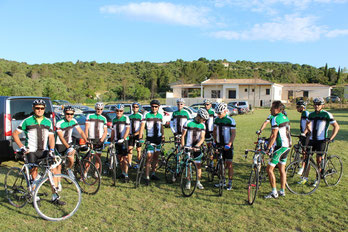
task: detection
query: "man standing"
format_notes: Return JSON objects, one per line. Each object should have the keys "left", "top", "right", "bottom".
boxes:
{"left": 265, "top": 101, "right": 291, "bottom": 199}
{"left": 170, "top": 98, "right": 190, "bottom": 137}
{"left": 128, "top": 102, "right": 143, "bottom": 168}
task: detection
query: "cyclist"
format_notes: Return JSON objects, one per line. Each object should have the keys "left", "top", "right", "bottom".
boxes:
{"left": 265, "top": 101, "right": 291, "bottom": 199}
{"left": 110, "top": 104, "right": 130, "bottom": 182}
{"left": 12, "top": 99, "right": 64, "bottom": 205}
{"left": 181, "top": 108, "right": 209, "bottom": 190}
{"left": 256, "top": 106, "right": 287, "bottom": 135}
{"left": 139, "top": 99, "right": 164, "bottom": 185}
{"left": 203, "top": 99, "right": 215, "bottom": 144}
{"left": 213, "top": 102, "right": 236, "bottom": 190}
{"left": 56, "top": 106, "right": 88, "bottom": 179}
{"left": 128, "top": 102, "right": 143, "bottom": 168}
{"left": 85, "top": 102, "right": 108, "bottom": 171}
{"left": 170, "top": 98, "right": 190, "bottom": 143}
{"left": 303, "top": 97, "right": 340, "bottom": 186}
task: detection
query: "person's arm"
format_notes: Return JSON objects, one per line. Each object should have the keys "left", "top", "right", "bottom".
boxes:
{"left": 100, "top": 126, "right": 107, "bottom": 142}
{"left": 228, "top": 129, "right": 236, "bottom": 148}
{"left": 213, "top": 125, "right": 217, "bottom": 143}
{"left": 48, "top": 133, "right": 55, "bottom": 150}
{"left": 57, "top": 130, "right": 70, "bottom": 148}
{"left": 124, "top": 126, "right": 130, "bottom": 140}
{"left": 303, "top": 120, "right": 311, "bottom": 135}
{"left": 196, "top": 130, "right": 206, "bottom": 147}
{"left": 330, "top": 122, "right": 340, "bottom": 141}
{"left": 181, "top": 129, "right": 187, "bottom": 147}
{"left": 258, "top": 120, "right": 270, "bottom": 134}
{"left": 267, "top": 128, "right": 278, "bottom": 151}
{"left": 76, "top": 126, "right": 88, "bottom": 142}
{"left": 170, "top": 114, "right": 176, "bottom": 134}
{"left": 12, "top": 130, "right": 25, "bottom": 149}
{"left": 139, "top": 122, "right": 145, "bottom": 140}
{"left": 85, "top": 123, "right": 90, "bottom": 139}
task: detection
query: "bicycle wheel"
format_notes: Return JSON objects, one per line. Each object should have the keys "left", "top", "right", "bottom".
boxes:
{"left": 75, "top": 159, "right": 101, "bottom": 195}
{"left": 181, "top": 160, "right": 198, "bottom": 197}
{"left": 286, "top": 160, "right": 320, "bottom": 195}
{"left": 112, "top": 153, "right": 117, "bottom": 186}
{"left": 135, "top": 153, "right": 146, "bottom": 188}
{"left": 165, "top": 153, "right": 178, "bottom": 184}
{"left": 217, "top": 159, "right": 225, "bottom": 196}
{"left": 4, "top": 167, "right": 29, "bottom": 208}
{"left": 289, "top": 146, "right": 300, "bottom": 164}
{"left": 323, "top": 155, "right": 343, "bottom": 187}
{"left": 33, "top": 174, "right": 81, "bottom": 221}
{"left": 206, "top": 159, "right": 214, "bottom": 182}
{"left": 90, "top": 153, "right": 102, "bottom": 174}
{"left": 247, "top": 167, "right": 259, "bottom": 205}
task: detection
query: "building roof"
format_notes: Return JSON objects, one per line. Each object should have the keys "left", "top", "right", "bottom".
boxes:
{"left": 279, "top": 83, "right": 330, "bottom": 87}
{"left": 170, "top": 84, "right": 201, "bottom": 88}
{"left": 201, "top": 78, "right": 273, "bottom": 85}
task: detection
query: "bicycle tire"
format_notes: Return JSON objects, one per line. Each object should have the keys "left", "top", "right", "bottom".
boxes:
{"left": 323, "top": 155, "right": 343, "bottom": 187}
{"left": 217, "top": 159, "right": 225, "bottom": 197}
{"left": 75, "top": 159, "right": 101, "bottom": 195}
{"left": 247, "top": 167, "right": 259, "bottom": 205}
{"left": 112, "top": 153, "right": 117, "bottom": 186}
{"left": 289, "top": 146, "right": 300, "bottom": 164}
{"left": 180, "top": 160, "right": 198, "bottom": 197}
{"left": 33, "top": 174, "right": 81, "bottom": 221}
{"left": 90, "top": 152, "right": 102, "bottom": 174}
{"left": 4, "top": 167, "right": 29, "bottom": 208}
{"left": 165, "top": 153, "right": 179, "bottom": 183}
{"left": 286, "top": 160, "right": 320, "bottom": 195}
{"left": 135, "top": 152, "right": 146, "bottom": 188}
{"left": 206, "top": 159, "right": 214, "bottom": 182}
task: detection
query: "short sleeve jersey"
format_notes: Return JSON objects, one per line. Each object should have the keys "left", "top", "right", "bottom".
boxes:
{"left": 16, "top": 115, "right": 54, "bottom": 152}
{"left": 170, "top": 109, "right": 190, "bottom": 134}
{"left": 142, "top": 112, "right": 164, "bottom": 138}
{"left": 183, "top": 119, "right": 206, "bottom": 147}
{"left": 56, "top": 118, "right": 80, "bottom": 145}
{"left": 205, "top": 108, "right": 215, "bottom": 133}
{"left": 307, "top": 110, "right": 336, "bottom": 140}
{"left": 300, "top": 110, "right": 310, "bottom": 134}
{"left": 271, "top": 113, "right": 291, "bottom": 148}
{"left": 112, "top": 115, "right": 130, "bottom": 141}
{"left": 86, "top": 113, "right": 107, "bottom": 140}
{"left": 214, "top": 115, "right": 236, "bottom": 145}
{"left": 129, "top": 113, "right": 144, "bottom": 135}
{"left": 266, "top": 114, "right": 274, "bottom": 122}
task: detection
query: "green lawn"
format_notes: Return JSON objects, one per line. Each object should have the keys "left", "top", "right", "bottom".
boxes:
{"left": 0, "top": 108, "right": 347, "bottom": 231}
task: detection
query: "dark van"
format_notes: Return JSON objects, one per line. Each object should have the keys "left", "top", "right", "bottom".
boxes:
{"left": 0, "top": 96, "right": 55, "bottom": 163}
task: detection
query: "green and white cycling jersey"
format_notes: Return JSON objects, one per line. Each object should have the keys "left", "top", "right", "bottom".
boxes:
{"left": 112, "top": 115, "right": 130, "bottom": 141}
{"left": 170, "top": 109, "right": 190, "bottom": 134}
{"left": 142, "top": 112, "right": 164, "bottom": 138}
{"left": 214, "top": 115, "right": 236, "bottom": 145}
{"left": 183, "top": 119, "right": 206, "bottom": 147}
{"left": 86, "top": 113, "right": 107, "bottom": 140}
{"left": 271, "top": 113, "right": 291, "bottom": 148}
{"left": 56, "top": 118, "right": 80, "bottom": 145}
{"left": 129, "top": 112, "right": 144, "bottom": 135}
{"left": 266, "top": 114, "right": 274, "bottom": 122}
{"left": 300, "top": 110, "right": 310, "bottom": 134}
{"left": 205, "top": 108, "right": 215, "bottom": 133}
{"left": 307, "top": 110, "right": 336, "bottom": 140}
{"left": 16, "top": 115, "right": 54, "bottom": 152}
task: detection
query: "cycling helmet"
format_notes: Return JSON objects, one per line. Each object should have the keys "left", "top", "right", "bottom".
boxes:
{"left": 95, "top": 102, "right": 104, "bottom": 109}
{"left": 150, "top": 99, "right": 161, "bottom": 106}
{"left": 132, "top": 102, "right": 140, "bottom": 107}
{"left": 203, "top": 99, "right": 212, "bottom": 104}
{"left": 115, "top": 104, "right": 124, "bottom": 110}
{"left": 176, "top": 98, "right": 185, "bottom": 104}
{"left": 197, "top": 108, "right": 209, "bottom": 120}
{"left": 215, "top": 102, "right": 228, "bottom": 114}
{"left": 296, "top": 100, "right": 306, "bottom": 107}
{"left": 32, "top": 99, "right": 46, "bottom": 107}
{"left": 313, "top": 97, "right": 325, "bottom": 105}
{"left": 64, "top": 105, "right": 75, "bottom": 113}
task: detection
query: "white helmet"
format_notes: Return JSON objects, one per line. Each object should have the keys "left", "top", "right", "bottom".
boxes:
{"left": 176, "top": 98, "right": 185, "bottom": 104}
{"left": 313, "top": 97, "right": 325, "bottom": 105}
{"left": 95, "top": 102, "right": 104, "bottom": 109}
{"left": 197, "top": 108, "right": 209, "bottom": 120}
{"left": 215, "top": 102, "right": 228, "bottom": 114}
{"left": 203, "top": 99, "right": 212, "bottom": 104}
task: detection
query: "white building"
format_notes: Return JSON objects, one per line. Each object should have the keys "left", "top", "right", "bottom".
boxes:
{"left": 167, "top": 79, "right": 331, "bottom": 107}
{"left": 345, "top": 85, "right": 348, "bottom": 100}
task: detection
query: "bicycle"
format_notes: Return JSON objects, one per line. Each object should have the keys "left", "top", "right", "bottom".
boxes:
{"left": 244, "top": 136, "right": 269, "bottom": 205}
{"left": 84, "top": 141, "right": 103, "bottom": 174}
{"left": 104, "top": 141, "right": 121, "bottom": 186}
{"left": 288, "top": 134, "right": 309, "bottom": 164}
{"left": 180, "top": 147, "right": 200, "bottom": 197}
{"left": 205, "top": 145, "right": 226, "bottom": 196}
{"left": 60, "top": 145, "right": 101, "bottom": 195}
{"left": 4, "top": 151, "right": 81, "bottom": 221}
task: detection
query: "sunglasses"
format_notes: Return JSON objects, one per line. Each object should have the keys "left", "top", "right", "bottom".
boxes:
{"left": 177, "top": 103, "right": 184, "bottom": 105}
{"left": 34, "top": 107, "right": 45, "bottom": 110}
{"left": 151, "top": 105, "right": 159, "bottom": 108}
{"left": 205, "top": 104, "right": 211, "bottom": 106}
{"left": 96, "top": 108, "right": 103, "bottom": 111}
{"left": 65, "top": 113, "right": 74, "bottom": 116}
{"left": 133, "top": 106, "right": 139, "bottom": 108}
{"left": 116, "top": 110, "right": 123, "bottom": 112}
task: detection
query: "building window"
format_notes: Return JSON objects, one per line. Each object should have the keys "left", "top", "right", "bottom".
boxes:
{"left": 303, "top": 91, "right": 309, "bottom": 98}
{"left": 245, "top": 88, "right": 248, "bottom": 92}
{"left": 288, "top": 90, "right": 293, "bottom": 99}
{"left": 252, "top": 89, "right": 255, "bottom": 92}
{"left": 211, "top": 90, "right": 221, "bottom": 98}
{"left": 266, "top": 89, "right": 270, "bottom": 95}
{"left": 228, "top": 90, "right": 236, "bottom": 99}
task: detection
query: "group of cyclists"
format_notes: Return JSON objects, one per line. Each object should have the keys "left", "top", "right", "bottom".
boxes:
{"left": 12, "top": 95, "right": 340, "bottom": 204}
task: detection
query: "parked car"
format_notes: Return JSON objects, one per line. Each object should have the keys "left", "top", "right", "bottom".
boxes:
{"left": 0, "top": 96, "right": 55, "bottom": 163}
{"left": 52, "top": 99, "right": 70, "bottom": 106}
{"left": 228, "top": 101, "right": 249, "bottom": 114}
{"left": 326, "top": 96, "right": 341, "bottom": 103}
{"left": 190, "top": 103, "right": 238, "bottom": 116}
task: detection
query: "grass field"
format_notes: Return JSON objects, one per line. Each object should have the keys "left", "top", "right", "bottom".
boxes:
{"left": 0, "top": 108, "right": 347, "bottom": 231}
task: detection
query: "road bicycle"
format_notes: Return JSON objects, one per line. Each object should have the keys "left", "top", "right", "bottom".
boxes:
{"left": 164, "top": 135, "right": 183, "bottom": 184}
{"left": 104, "top": 141, "right": 122, "bottom": 186}
{"left": 288, "top": 134, "right": 309, "bottom": 164}
{"left": 4, "top": 152, "right": 81, "bottom": 221}
{"left": 180, "top": 147, "right": 200, "bottom": 197}
{"left": 205, "top": 145, "right": 226, "bottom": 196}
{"left": 245, "top": 136, "right": 269, "bottom": 205}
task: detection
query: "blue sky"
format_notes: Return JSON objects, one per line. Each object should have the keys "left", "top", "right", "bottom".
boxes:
{"left": 1, "top": 0, "right": 347, "bottom": 69}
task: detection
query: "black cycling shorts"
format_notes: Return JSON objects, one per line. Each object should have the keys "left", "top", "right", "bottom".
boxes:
{"left": 308, "top": 140, "right": 326, "bottom": 156}
{"left": 90, "top": 139, "right": 103, "bottom": 152}
{"left": 216, "top": 144, "right": 234, "bottom": 161}
{"left": 128, "top": 135, "right": 141, "bottom": 148}
{"left": 116, "top": 141, "right": 129, "bottom": 156}
{"left": 27, "top": 150, "right": 49, "bottom": 164}
{"left": 56, "top": 144, "right": 72, "bottom": 154}
{"left": 146, "top": 137, "right": 162, "bottom": 146}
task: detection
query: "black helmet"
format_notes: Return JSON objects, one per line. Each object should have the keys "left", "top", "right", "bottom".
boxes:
{"left": 296, "top": 100, "right": 306, "bottom": 107}
{"left": 64, "top": 105, "right": 75, "bottom": 113}
{"left": 32, "top": 99, "right": 46, "bottom": 107}
{"left": 150, "top": 99, "right": 161, "bottom": 106}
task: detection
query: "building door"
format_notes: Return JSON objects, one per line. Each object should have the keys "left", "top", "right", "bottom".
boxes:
{"left": 303, "top": 91, "right": 309, "bottom": 98}
{"left": 228, "top": 90, "right": 236, "bottom": 99}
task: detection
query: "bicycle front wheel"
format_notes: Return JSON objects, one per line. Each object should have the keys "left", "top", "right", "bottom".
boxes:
{"left": 75, "top": 159, "right": 101, "bottom": 195}
{"left": 180, "top": 160, "right": 198, "bottom": 197}
{"left": 135, "top": 154, "right": 146, "bottom": 188}
{"left": 288, "top": 146, "right": 300, "bottom": 164}
{"left": 247, "top": 167, "right": 259, "bottom": 205}
{"left": 217, "top": 159, "right": 225, "bottom": 197}
{"left": 33, "top": 174, "right": 81, "bottom": 221}
{"left": 90, "top": 153, "right": 102, "bottom": 174}
{"left": 112, "top": 154, "right": 117, "bottom": 186}
{"left": 165, "top": 153, "right": 179, "bottom": 183}
{"left": 4, "top": 167, "right": 29, "bottom": 208}
{"left": 323, "top": 155, "right": 343, "bottom": 187}
{"left": 286, "top": 160, "right": 320, "bottom": 195}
